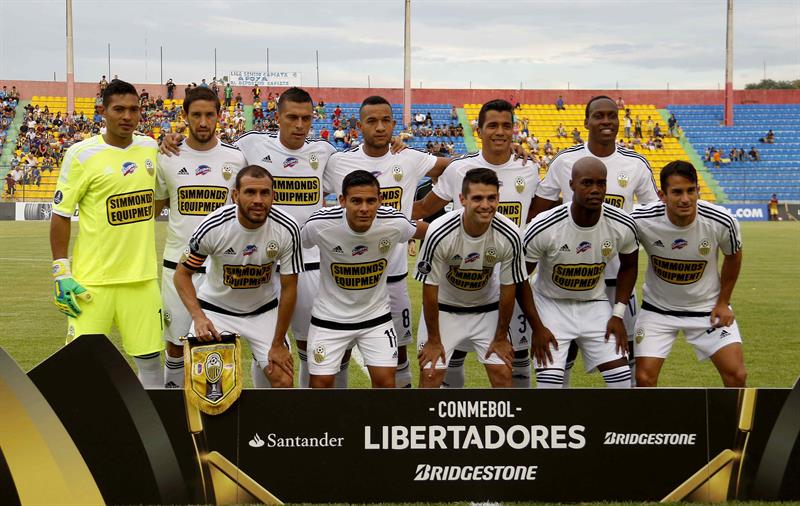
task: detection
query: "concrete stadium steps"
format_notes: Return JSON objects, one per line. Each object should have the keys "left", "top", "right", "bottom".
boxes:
{"left": 462, "top": 103, "right": 715, "bottom": 201}
{"left": 1, "top": 100, "right": 27, "bottom": 175}
{"left": 669, "top": 104, "right": 800, "bottom": 202}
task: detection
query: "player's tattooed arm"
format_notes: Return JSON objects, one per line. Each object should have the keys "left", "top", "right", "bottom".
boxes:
{"left": 425, "top": 156, "right": 454, "bottom": 178}
{"left": 418, "top": 284, "right": 446, "bottom": 375}
{"left": 412, "top": 191, "right": 448, "bottom": 220}
{"left": 487, "top": 283, "right": 516, "bottom": 368}
{"left": 516, "top": 277, "right": 558, "bottom": 365}
{"left": 174, "top": 263, "right": 220, "bottom": 342}
{"left": 712, "top": 249, "right": 743, "bottom": 328}
{"left": 159, "top": 132, "right": 185, "bottom": 157}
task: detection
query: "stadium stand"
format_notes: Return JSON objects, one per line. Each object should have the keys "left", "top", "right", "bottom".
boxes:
{"left": 667, "top": 104, "right": 800, "bottom": 202}
{"left": 464, "top": 103, "right": 717, "bottom": 201}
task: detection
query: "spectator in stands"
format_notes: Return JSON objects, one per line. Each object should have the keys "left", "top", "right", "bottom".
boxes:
{"left": 414, "top": 111, "right": 426, "bottom": 126}
{"left": 251, "top": 84, "right": 261, "bottom": 101}
{"left": 197, "top": 79, "right": 208, "bottom": 88}
{"left": 4, "top": 171, "right": 17, "bottom": 197}
{"left": 634, "top": 115, "right": 643, "bottom": 139}
{"left": 30, "top": 166, "right": 41, "bottom": 187}
{"left": 333, "top": 105, "right": 342, "bottom": 119}
{"left": 571, "top": 127, "right": 583, "bottom": 144}
{"left": 543, "top": 139, "right": 554, "bottom": 156}
{"left": 166, "top": 78, "right": 175, "bottom": 99}
{"left": 646, "top": 116, "right": 654, "bottom": 137}
{"left": 333, "top": 126, "right": 346, "bottom": 145}
{"left": 99, "top": 75, "right": 108, "bottom": 93}
{"left": 211, "top": 78, "right": 219, "bottom": 97}
{"left": 748, "top": 146, "right": 760, "bottom": 161}
{"left": 140, "top": 88, "right": 150, "bottom": 103}
{"left": 653, "top": 137, "right": 663, "bottom": 150}
{"left": 616, "top": 96, "right": 625, "bottom": 109}
{"left": 769, "top": 194, "right": 779, "bottom": 221}
{"left": 555, "top": 95, "right": 565, "bottom": 111}
{"left": 0, "top": 86, "right": 6, "bottom": 98}
{"left": 12, "top": 165, "right": 24, "bottom": 187}
{"left": 450, "top": 106, "right": 458, "bottom": 121}
{"left": 624, "top": 115, "right": 632, "bottom": 138}
{"left": 527, "top": 134, "right": 539, "bottom": 154}
{"left": 425, "top": 111, "right": 433, "bottom": 126}
{"left": 761, "top": 130, "right": 775, "bottom": 144}
{"left": 712, "top": 150, "right": 721, "bottom": 167}
{"left": 668, "top": 113, "right": 678, "bottom": 136}
{"left": 653, "top": 123, "right": 662, "bottom": 138}
{"left": 235, "top": 92, "right": 243, "bottom": 105}
{"left": 556, "top": 123, "right": 567, "bottom": 138}
{"left": 347, "top": 114, "right": 357, "bottom": 130}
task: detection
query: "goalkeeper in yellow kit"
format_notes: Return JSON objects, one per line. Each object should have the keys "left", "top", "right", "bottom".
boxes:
{"left": 49, "top": 79, "right": 164, "bottom": 387}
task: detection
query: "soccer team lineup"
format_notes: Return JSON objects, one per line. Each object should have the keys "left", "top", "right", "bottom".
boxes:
{"left": 43, "top": 80, "right": 757, "bottom": 391}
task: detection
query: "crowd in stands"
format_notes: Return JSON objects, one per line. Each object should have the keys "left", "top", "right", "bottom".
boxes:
{"left": 705, "top": 145, "right": 761, "bottom": 166}
{"left": 1, "top": 86, "right": 20, "bottom": 150}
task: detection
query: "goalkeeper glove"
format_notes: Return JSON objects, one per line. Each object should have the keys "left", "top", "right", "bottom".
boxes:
{"left": 52, "top": 258, "right": 91, "bottom": 318}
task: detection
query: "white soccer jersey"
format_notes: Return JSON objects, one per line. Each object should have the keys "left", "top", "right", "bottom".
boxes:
{"left": 631, "top": 200, "right": 742, "bottom": 312}
{"left": 156, "top": 142, "right": 247, "bottom": 263}
{"left": 433, "top": 151, "right": 539, "bottom": 229}
{"left": 523, "top": 203, "right": 638, "bottom": 301}
{"left": 301, "top": 206, "right": 417, "bottom": 325}
{"left": 234, "top": 131, "right": 337, "bottom": 264}
{"left": 324, "top": 145, "right": 437, "bottom": 276}
{"left": 415, "top": 208, "right": 526, "bottom": 307}
{"left": 184, "top": 204, "right": 304, "bottom": 314}
{"left": 534, "top": 143, "right": 658, "bottom": 280}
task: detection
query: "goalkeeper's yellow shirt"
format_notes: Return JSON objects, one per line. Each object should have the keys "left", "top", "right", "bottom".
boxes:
{"left": 53, "top": 134, "right": 159, "bottom": 285}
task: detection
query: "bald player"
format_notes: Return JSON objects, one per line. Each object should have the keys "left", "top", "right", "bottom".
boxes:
{"left": 523, "top": 157, "right": 638, "bottom": 388}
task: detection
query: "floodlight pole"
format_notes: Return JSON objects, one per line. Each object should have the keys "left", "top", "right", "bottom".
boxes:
{"left": 403, "top": 0, "right": 411, "bottom": 128}
{"left": 724, "top": 0, "right": 734, "bottom": 126}
{"left": 66, "top": 0, "right": 75, "bottom": 114}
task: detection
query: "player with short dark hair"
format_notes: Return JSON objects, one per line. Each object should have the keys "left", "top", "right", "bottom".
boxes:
{"left": 175, "top": 165, "right": 303, "bottom": 388}
{"left": 416, "top": 168, "right": 526, "bottom": 388}
{"left": 301, "top": 170, "right": 427, "bottom": 388}
{"left": 524, "top": 157, "right": 638, "bottom": 388}
{"left": 155, "top": 86, "right": 247, "bottom": 388}
{"left": 631, "top": 160, "right": 746, "bottom": 387}
{"left": 50, "top": 79, "right": 164, "bottom": 388}
{"left": 323, "top": 95, "right": 453, "bottom": 387}
{"left": 530, "top": 95, "right": 658, "bottom": 386}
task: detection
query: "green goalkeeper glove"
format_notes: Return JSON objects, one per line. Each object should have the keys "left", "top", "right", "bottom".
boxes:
{"left": 52, "top": 259, "right": 91, "bottom": 318}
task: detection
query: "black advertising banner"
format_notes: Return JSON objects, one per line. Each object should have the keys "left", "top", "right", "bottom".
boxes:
{"left": 1, "top": 335, "right": 798, "bottom": 504}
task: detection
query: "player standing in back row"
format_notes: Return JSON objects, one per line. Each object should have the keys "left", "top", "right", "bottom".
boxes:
{"left": 631, "top": 161, "right": 746, "bottom": 387}
{"left": 324, "top": 96, "right": 453, "bottom": 387}
{"left": 531, "top": 95, "right": 658, "bottom": 386}
{"left": 155, "top": 86, "right": 247, "bottom": 388}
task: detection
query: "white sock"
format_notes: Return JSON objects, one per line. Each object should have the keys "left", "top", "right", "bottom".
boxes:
{"left": 535, "top": 368, "right": 564, "bottom": 389}
{"left": 164, "top": 354, "right": 184, "bottom": 388}
{"left": 334, "top": 359, "right": 349, "bottom": 388}
{"left": 442, "top": 356, "right": 465, "bottom": 389}
{"left": 251, "top": 360, "right": 272, "bottom": 388}
{"left": 602, "top": 365, "right": 632, "bottom": 388}
{"left": 298, "top": 348, "right": 310, "bottom": 388}
{"left": 396, "top": 359, "right": 412, "bottom": 388}
{"left": 512, "top": 352, "right": 531, "bottom": 389}
{"left": 562, "top": 361, "right": 575, "bottom": 388}
{"left": 133, "top": 352, "right": 162, "bottom": 389}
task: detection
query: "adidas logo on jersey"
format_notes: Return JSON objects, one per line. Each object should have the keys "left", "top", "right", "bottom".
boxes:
{"left": 720, "top": 329, "right": 731, "bottom": 338}
{"left": 653, "top": 240, "right": 665, "bottom": 248}
{"left": 261, "top": 155, "right": 272, "bottom": 163}
{"left": 224, "top": 247, "right": 237, "bottom": 255}
{"left": 177, "top": 167, "right": 189, "bottom": 175}
{"left": 332, "top": 245, "right": 344, "bottom": 255}
{"left": 559, "top": 244, "right": 571, "bottom": 252}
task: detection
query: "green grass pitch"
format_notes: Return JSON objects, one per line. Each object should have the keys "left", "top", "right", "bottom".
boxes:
{"left": 1, "top": 221, "right": 798, "bottom": 388}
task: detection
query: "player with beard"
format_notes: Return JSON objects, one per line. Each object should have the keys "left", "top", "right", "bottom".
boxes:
{"left": 530, "top": 95, "right": 658, "bottom": 386}
{"left": 175, "top": 166, "right": 303, "bottom": 388}
{"left": 154, "top": 86, "right": 247, "bottom": 388}
{"left": 323, "top": 96, "right": 453, "bottom": 387}
{"left": 412, "top": 99, "right": 540, "bottom": 388}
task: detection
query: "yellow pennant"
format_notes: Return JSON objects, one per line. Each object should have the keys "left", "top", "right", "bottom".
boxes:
{"left": 183, "top": 334, "right": 243, "bottom": 415}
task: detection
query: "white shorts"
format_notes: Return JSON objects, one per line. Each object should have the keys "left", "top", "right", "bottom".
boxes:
{"left": 190, "top": 302, "right": 287, "bottom": 365}
{"left": 307, "top": 315, "right": 397, "bottom": 375}
{"left": 533, "top": 293, "right": 626, "bottom": 372}
{"left": 275, "top": 268, "right": 319, "bottom": 341}
{"left": 605, "top": 284, "right": 637, "bottom": 340}
{"left": 634, "top": 307, "right": 743, "bottom": 361}
{"left": 417, "top": 307, "right": 508, "bottom": 370}
{"left": 388, "top": 275, "right": 413, "bottom": 347}
{"left": 162, "top": 266, "right": 206, "bottom": 346}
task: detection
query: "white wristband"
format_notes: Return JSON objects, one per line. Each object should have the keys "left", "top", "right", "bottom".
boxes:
{"left": 52, "top": 258, "right": 71, "bottom": 280}
{"left": 612, "top": 302, "right": 627, "bottom": 319}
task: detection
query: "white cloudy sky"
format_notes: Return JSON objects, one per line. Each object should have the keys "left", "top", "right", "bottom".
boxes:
{"left": 0, "top": 0, "right": 798, "bottom": 89}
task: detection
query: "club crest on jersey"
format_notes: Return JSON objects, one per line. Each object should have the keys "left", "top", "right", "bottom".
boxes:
{"left": 121, "top": 161, "right": 137, "bottom": 176}
{"left": 485, "top": 247, "right": 498, "bottom": 265}
{"left": 266, "top": 240, "right": 279, "bottom": 258}
{"left": 222, "top": 163, "right": 234, "bottom": 181}
{"left": 448, "top": 254, "right": 462, "bottom": 266}
{"left": 465, "top": 252, "right": 480, "bottom": 264}
{"left": 617, "top": 171, "right": 629, "bottom": 188}
{"left": 514, "top": 176, "right": 525, "bottom": 193}
{"left": 352, "top": 245, "right": 368, "bottom": 256}
{"left": 283, "top": 157, "right": 299, "bottom": 169}
{"left": 145, "top": 159, "right": 155, "bottom": 176}
{"left": 179, "top": 247, "right": 190, "bottom": 263}
{"left": 196, "top": 164, "right": 212, "bottom": 176}
{"left": 635, "top": 327, "right": 645, "bottom": 344}
{"left": 242, "top": 244, "right": 258, "bottom": 256}
{"left": 576, "top": 241, "right": 592, "bottom": 254}
{"left": 379, "top": 238, "right": 391, "bottom": 254}
{"left": 417, "top": 260, "right": 432, "bottom": 275}
{"left": 314, "top": 345, "right": 326, "bottom": 364}
{"left": 309, "top": 153, "right": 319, "bottom": 170}
{"left": 672, "top": 239, "right": 688, "bottom": 250}
{"left": 163, "top": 310, "right": 172, "bottom": 327}
{"left": 601, "top": 240, "right": 613, "bottom": 257}
{"left": 698, "top": 239, "right": 712, "bottom": 256}
{"left": 391, "top": 164, "right": 403, "bottom": 182}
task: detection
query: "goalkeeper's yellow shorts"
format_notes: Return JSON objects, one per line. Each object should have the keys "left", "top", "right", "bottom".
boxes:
{"left": 66, "top": 279, "right": 164, "bottom": 356}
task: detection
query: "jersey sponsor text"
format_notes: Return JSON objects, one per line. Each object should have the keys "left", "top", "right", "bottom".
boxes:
{"left": 331, "top": 259, "right": 387, "bottom": 290}
{"left": 222, "top": 263, "right": 275, "bottom": 289}
{"left": 445, "top": 266, "right": 493, "bottom": 291}
{"left": 177, "top": 185, "right": 229, "bottom": 215}
{"left": 551, "top": 263, "right": 606, "bottom": 291}
{"left": 106, "top": 189, "right": 154, "bottom": 225}
{"left": 273, "top": 177, "right": 320, "bottom": 205}
{"left": 650, "top": 256, "right": 707, "bottom": 285}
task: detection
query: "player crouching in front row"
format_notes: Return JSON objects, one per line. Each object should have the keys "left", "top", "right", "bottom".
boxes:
{"left": 175, "top": 165, "right": 302, "bottom": 388}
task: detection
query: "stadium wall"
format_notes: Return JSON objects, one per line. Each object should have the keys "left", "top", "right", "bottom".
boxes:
{"left": 3, "top": 80, "right": 800, "bottom": 107}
